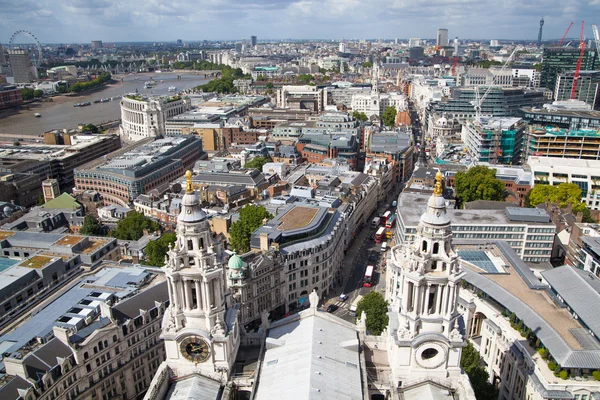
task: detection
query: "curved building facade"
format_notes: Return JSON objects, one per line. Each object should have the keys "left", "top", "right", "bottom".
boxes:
{"left": 120, "top": 94, "right": 191, "bottom": 142}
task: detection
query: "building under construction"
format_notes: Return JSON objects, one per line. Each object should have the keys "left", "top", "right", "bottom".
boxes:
{"left": 462, "top": 117, "right": 526, "bottom": 165}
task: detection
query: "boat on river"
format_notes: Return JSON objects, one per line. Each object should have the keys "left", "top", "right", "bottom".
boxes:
{"left": 34, "top": 113, "right": 41, "bottom": 117}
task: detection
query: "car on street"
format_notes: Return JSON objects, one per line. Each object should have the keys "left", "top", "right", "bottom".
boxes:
{"left": 327, "top": 304, "right": 338, "bottom": 313}
{"left": 369, "top": 252, "right": 377, "bottom": 261}
{"left": 339, "top": 294, "right": 348, "bottom": 301}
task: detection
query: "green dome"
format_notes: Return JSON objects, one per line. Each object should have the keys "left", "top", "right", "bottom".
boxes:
{"left": 228, "top": 252, "right": 244, "bottom": 270}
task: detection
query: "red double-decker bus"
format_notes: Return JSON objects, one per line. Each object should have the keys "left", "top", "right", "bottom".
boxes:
{"left": 381, "top": 211, "right": 391, "bottom": 226}
{"left": 364, "top": 265, "right": 374, "bottom": 287}
{"left": 374, "top": 227, "right": 385, "bottom": 244}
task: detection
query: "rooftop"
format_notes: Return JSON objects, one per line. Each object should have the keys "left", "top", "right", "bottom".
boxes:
{"left": 459, "top": 242, "right": 600, "bottom": 368}
{"left": 528, "top": 126, "right": 600, "bottom": 138}
{"left": 277, "top": 206, "right": 319, "bottom": 231}
{"left": 19, "top": 255, "right": 53, "bottom": 269}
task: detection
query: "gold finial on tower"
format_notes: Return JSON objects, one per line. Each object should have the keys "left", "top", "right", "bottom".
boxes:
{"left": 185, "top": 170, "right": 194, "bottom": 193}
{"left": 433, "top": 170, "right": 443, "bottom": 196}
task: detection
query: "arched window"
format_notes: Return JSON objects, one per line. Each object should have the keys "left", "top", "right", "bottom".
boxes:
{"left": 433, "top": 243, "right": 439, "bottom": 254}
{"left": 422, "top": 241, "right": 428, "bottom": 252}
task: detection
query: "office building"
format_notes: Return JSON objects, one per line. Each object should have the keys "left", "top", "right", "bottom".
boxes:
{"left": 461, "top": 117, "right": 526, "bottom": 165}
{"left": 528, "top": 156, "right": 600, "bottom": 210}
{"left": 90, "top": 40, "right": 103, "bottom": 50}
{"left": 463, "top": 67, "right": 513, "bottom": 87}
{"left": 277, "top": 85, "right": 325, "bottom": 112}
{"left": 408, "top": 38, "right": 420, "bottom": 48}
{"left": 426, "top": 87, "right": 547, "bottom": 124}
{"left": 385, "top": 172, "right": 476, "bottom": 398}
{"left": 437, "top": 28, "right": 449, "bottom": 47}
{"left": 119, "top": 94, "right": 191, "bottom": 142}
{"left": 395, "top": 189, "right": 556, "bottom": 263}
{"left": 0, "top": 264, "right": 168, "bottom": 400}
{"left": 74, "top": 136, "right": 204, "bottom": 206}
{"left": 0, "top": 231, "right": 119, "bottom": 330}
{"left": 522, "top": 101, "right": 600, "bottom": 130}
{"left": 366, "top": 131, "right": 414, "bottom": 183}
{"left": 0, "top": 84, "right": 22, "bottom": 110}
{"left": 250, "top": 35, "right": 257, "bottom": 47}
{"left": 252, "top": 204, "right": 346, "bottom": 311}
{"left": 540, "top": 47, "right": 598, "bottom": 93}
{"left": 0, "top": 135, "right": 121, "bottom": 198}
{"left": 458, "top": 243, "right": 600, "bottom": 400}
{"left": 7, "top": 49, "right": 33, "bottom": 83}
{"left": 0, "top": 44, "right": 5, "bottom": 64}
{"left": 554, "top": 70, "right": 600, "bottom": 109}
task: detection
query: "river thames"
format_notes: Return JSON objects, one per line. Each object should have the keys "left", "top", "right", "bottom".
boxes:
{"left": 0, "top": 73, "right": 212, "bottom": 136}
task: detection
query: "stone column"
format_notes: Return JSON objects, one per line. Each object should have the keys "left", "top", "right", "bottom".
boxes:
{"left": 423, "top": 284, "right": 431, "bottom": 314}
{"left": 184, "top": 280, "right": 192, "bottom": 311}
{"left": 436, "top": 285, "right": 444, "bottom": 315}
{"left": 195, "top": 280, "right": 202, "bottom": 309}
{"left": 167, "top": 278, "right": 174, "bottom": 305}
{"left": 172, "top": 278, "right": 180, "bottom": 310}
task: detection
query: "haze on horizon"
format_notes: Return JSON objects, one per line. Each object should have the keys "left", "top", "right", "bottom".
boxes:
{"left": 0, "top": 0, "right": 599, "bottom": 43}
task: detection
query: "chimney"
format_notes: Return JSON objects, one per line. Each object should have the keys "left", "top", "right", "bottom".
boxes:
{"left": 260, "top": 232, "right": 269, "bottom": 251}
{"left": 576, "top": 211, "right": 583, "bottom": 223}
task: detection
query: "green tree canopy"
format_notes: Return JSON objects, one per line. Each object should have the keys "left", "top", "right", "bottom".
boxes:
{"left": 352, "top": 111, "right": 368, "bottom": 122}
{"left": 80, "top": 215, "right": 104, "bottom": 236}
{"left": 528, "top": 182, "right": 595, "bottom": 222}
{"left": 33, "top": 89, "right": 44, "bottom": 98}
{"left": 362, "top": 61, "right": 373, "bottom": 68}
{"left": 454, "top": 166, "right": 505, "bottom": 206}
{"left": 381, "top": 106, "right": 397, "bottom": 127}
{"left": 82, "top": 123, "right": 99, "bottom": 133}
{"left": 355, "top": 291, "right": 389, "bottom": 335}
{"left": 266, "top": 82, "right": 274, "bottom": 89}
{"left": 21, "top": 88, "right": 35, "bottom": 101}
{"left": 244, "top": 156, "right": 270, "bottom": 171}
{"left": 109, "top": 211, "right": 160, "bottom": 241}
{"left": 69, "top": 72, "right": 111, "bottom": 93}
{"left": 144, "top": 232, "right": 176, "bottom": 267}
{"left": 229, "top": 205, "right": 272, "bottom": 253}
{"left": 297, "top": 74, "right": 315, "bottom": 85}
{"left": 461, "top": 341, "right": 499, "bottom": 399}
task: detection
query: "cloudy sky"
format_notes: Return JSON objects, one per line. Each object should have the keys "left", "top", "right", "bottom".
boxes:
{"left": 1, "top": 0, "right": 599, "bottom": 43}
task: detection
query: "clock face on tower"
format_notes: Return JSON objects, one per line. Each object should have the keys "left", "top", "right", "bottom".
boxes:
{"left": 180, "top": 336, "right": 211, "bottom": 363}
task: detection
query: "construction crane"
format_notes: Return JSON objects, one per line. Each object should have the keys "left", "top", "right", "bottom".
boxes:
{"left": 470, "top": 46, "right": 522, "bottom": 121}
{"left": 571, "top": 21, "right": 586, "bottom": 100}
{"left": 592, "top": 24, "right": 600, "bottom": 58}
{"left": 451, "top": 57, "right": 458, "bottom": 76}
{"left": 558, "top": 22, "right": 574, "bottom": 46}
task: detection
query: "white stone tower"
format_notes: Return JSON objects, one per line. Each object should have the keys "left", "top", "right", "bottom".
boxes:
{"left": 386, "top": 171, "right": 465, "bottom": 384}
{"left": 161, "top": 170, "right": 240, "bottom": 380}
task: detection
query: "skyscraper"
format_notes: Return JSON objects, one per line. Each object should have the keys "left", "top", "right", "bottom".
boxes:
{"left": 251, "top": 35, "right": 257, "bottom": 47}
{"left": 538, "top": 18, "right": 544, "bottom": 48}
{"left": 7, "top": 49, "right": 33, "bottom": 83}
{"left": 437, "top": 28, "right": 449, "bottom": 47}
{"left": 541, "top": 47, "right": 598, "bottom": 91}
{"left": 454, "top": 37, "right": 459, "bottom": 56}
{"left": 0, "top": 44, "right": 6, "bottom": 65}
{"left": 91, "top": 40, "right": 103, "bottom": 50}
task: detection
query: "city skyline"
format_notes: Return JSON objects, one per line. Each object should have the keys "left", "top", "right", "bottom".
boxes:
{"left": 1, "top": 0, "right": 599, "bottom": 43}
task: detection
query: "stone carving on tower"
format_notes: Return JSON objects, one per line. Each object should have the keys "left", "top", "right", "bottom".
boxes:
{"left": 386, "top": 171, "right": 466, "bottom": 384}
{"left": 160, "top": 170, "right": 240, "bottom": 381}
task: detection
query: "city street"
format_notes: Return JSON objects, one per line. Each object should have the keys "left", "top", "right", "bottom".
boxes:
{"left": 323, "top": 203, "right": 398, "bottom": 323}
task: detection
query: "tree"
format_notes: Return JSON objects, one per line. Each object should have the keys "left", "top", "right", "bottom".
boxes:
{"left": 381, "top": 106, "right": 397, "bottom": 127}
{"left": 80, "top": 215, "right": 104, "bottom": 236}
{"left": 355, "top": 291, "right": 389, "bottom": 335}
{"left": 38, "top": 193, "right": 45, "bottom": 206}
{"left": 461, "top": 342, "right": 498, "bottom": 399}
{"left": 21, "top": 88, "right": 35, "bottom": 101}
{"left": 244, "top": 156, "right": 269, "bottom": 171}
{"left": 352, "top": 111, "right": 368, "bottom": 122}
{"left": 362, "top": 61, "right": 373, "bottom": 68}
{"left": 266, "top": 82, "right": 274, "bottom": 89}
{"left": 297, "top": 74, "right": 314, "bottom": 85}
{"left": 528, "top": 182, "right": 595, "bottom": 222}
{"left": 110, "top": 211, "right": 160, "bottom": 241}
{"left": 228, "top": 205, "right": 272, "bottom": 253}
{"left": 593, "top": 370, "right": 600, "bottom": 381}
{"left": 144, "top": 232, "right": 176, "bottom": 267}
{"left": 454, "top": 166, "right": 505, "bottom": 206}
{"left": 82, "top": 123, "right": 99, "bottom": 133}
